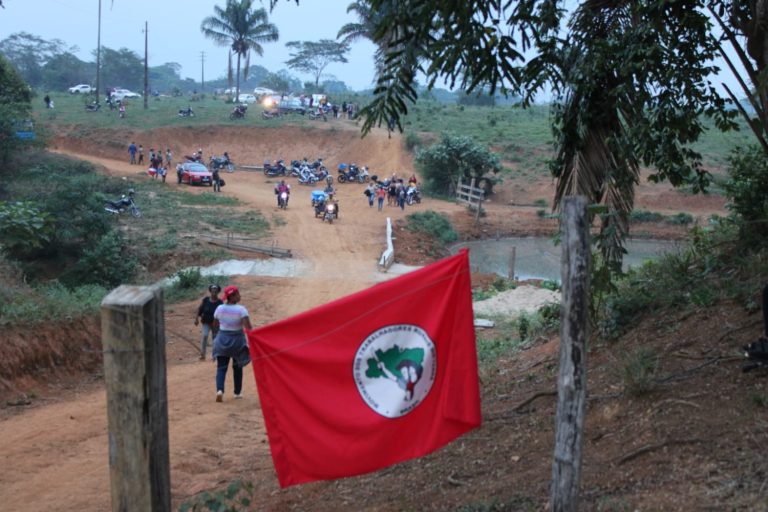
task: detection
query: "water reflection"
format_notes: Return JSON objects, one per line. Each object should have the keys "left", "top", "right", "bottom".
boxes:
{"left": 451, "top": 237, "right": 682, "bottom": 281}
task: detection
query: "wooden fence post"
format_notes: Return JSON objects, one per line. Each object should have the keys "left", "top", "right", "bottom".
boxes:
{"left": 101, "top": 285, "right": 171, "bottom": 512}
{"left": 508, "top": 247, "right": 516, "bottom": 281}
{"left": 550, "top": 196, "right": 590, "bottom": 512}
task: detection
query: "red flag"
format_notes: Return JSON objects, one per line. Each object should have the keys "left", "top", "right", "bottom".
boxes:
{"left": 247, "top": 250, "right": 481, "bottom": 487}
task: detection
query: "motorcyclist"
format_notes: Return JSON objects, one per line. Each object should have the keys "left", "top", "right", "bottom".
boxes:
{"left": 274, "top": 180, "right": 290, "bottom": 206}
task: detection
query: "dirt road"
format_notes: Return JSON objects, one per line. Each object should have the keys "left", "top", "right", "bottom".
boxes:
{"left": 0, "top": 131, "right": 469, "bottom": 511}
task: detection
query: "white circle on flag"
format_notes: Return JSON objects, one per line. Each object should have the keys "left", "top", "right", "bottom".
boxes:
{"left": 353, "top": 324, "right": 436, "bottom": 418}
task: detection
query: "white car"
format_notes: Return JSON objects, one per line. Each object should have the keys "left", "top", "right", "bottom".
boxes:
{"left": 253, "top": 87, "right": 276, "bottom": 97}
{"left": 112, "top": 89, "right": 142, "bottom": 100}
{"left": 237, "top": 93, "right": 257, "bottom": 104}
{"left": 68, "top": 84, "right": 93, "bottom": 94}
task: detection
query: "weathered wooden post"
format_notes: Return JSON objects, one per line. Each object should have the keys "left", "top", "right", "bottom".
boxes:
{"left": 508, "top": 247, "right": 516, "bottom": 281}
{"left": 550, "top": 196, "right": 590, "bottom": 512}
{"left": 101, "top": 285, "right": 170, "bottom": 512}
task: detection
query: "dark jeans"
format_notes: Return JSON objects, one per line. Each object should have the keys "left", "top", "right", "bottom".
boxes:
{"left": 216, "top": 356, "right": 243, "bottom": 395}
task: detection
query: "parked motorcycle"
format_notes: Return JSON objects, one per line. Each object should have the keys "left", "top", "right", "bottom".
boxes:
{"left": 308, "top": 110, "right": 327, "bottom": 121}
{"left": 210, "top": 153, "right": 235, "bottom": 173}
{"left": 262, "top": 110, "right": 280, "bottom": 119}
{"left": 297, "top": 167, "right": 320, "bottom": 185}
{"left": 337, "top": 164, "right": 370, "bottom": 184}
{"left": 230, "top": 104, "right": 247, "bottom": 119}
{"left": 85, "top": 102, "right": 100, "bottom": 112}
{"left": 264, "top": 159, "right": 287, "bottom": 177}
{"left": 178, "top": 106, "right": 194, "bottom": 118}
{"left": 104, "top": 189, "right": 141, "bottom": 218}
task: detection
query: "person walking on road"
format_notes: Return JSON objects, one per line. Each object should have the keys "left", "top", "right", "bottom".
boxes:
{"left": 128, "top": 142, "right": 137, "bottom": 164}
{"left": 365, "top": 182, "right": 375, "bottom": 208}
{"left": 194, "top": 284, "right": 223, "bottom": 360}
{"left": 212, "top": 285, "right": 252, "bottom": 402}
{"left": 376, "top": 185, "right": 386, "bottom": 211}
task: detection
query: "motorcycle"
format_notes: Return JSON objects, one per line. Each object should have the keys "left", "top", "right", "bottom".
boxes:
{"left": 262, "top": 110, "right": 280, "bottom": 119}
{"left": 230, "top": 104, "right": 247, "bottom": 119}
{"left": 278, "top": 190, "right": 289, "bottom": 209}
{"left": 85, "top": 102, "right": 100, "bottom": 112}
{"left": 210, "top": 154, "right": 235, "bottom": 173}
{"left": 308, "top": 110, "right": 327, "bottom": 121}
{"left": 104, "top": 189, "right": 141, "bottom": 218}
{"left": 406, "top": 186, "right": 422, "bottom": 205}
{"left": 297, "top": 167, "right": 319, "bottom": 185}
{"left": 322, "top": 201, "right": 337, "bottom": 224}
{"left": 337, "top": 164, "right": 370, "bottom": 184}
{"left": 178, "top": 106, "right": 194, "bottom": 118}
{"left": 263, "top": 159, "right": 287, "bottom": 177}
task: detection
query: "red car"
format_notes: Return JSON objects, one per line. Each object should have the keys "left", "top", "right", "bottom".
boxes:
{"left": 177, "top": 162, "right": 213, "bottom": 186}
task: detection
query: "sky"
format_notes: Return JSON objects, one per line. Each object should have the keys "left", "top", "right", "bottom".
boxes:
{"left": 1, "top": 0, "right": 379, "bottom": 91}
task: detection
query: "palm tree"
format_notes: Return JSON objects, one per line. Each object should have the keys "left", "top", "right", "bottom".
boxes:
{"left": 337, "top": 1, "right": 396, "bottom": 72}
{"left": 201, "top": 0, "right": 278, "bottom": 101}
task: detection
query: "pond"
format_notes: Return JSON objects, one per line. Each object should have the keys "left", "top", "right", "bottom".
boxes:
{"left": 451, "top": 237, "right": 683, "bottom": 282}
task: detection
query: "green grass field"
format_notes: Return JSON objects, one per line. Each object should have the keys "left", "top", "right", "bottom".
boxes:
{"left": 33, "top": 91, "right": 754, "bottom": 179}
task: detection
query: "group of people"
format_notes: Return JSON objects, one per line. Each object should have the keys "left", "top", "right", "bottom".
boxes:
{"left": 364, "top": 173, "right": 419, "bottom": 211}
{"left": 195, "top": 284, "right": 252, "bottom": 402}
{"left": 128, "top": 142, "right": 173, "bottom": 182}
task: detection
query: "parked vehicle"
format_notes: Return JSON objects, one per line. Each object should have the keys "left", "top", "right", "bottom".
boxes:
{"left": 297, "top": 167, "right": 320, "bottom": 185}
{"left": 177, "top": 162, "right": 213, "bottom": 186}
{"left": 104, "top": 189, "right": 141, "bottom": 218}
{"left": 262, "top": 110, "right": 280, "bottom": 119}
{"left": 237, "top": 93, "right": 257, "bottom": 104}
{"left": 253, "top": 87, "right": 276, "bottom": 96}
{"left": 178, "top": 106, "right": 194, "bottom": 117}
{"left": 230, "top": 104, "right": 247, "bottom": 119}
{"left": 308, "top": 110, "right": 327, "bottom": 121}
{"left": 209, "top": 153, "right": 235, "bottom": 173}
{"left": 85, "top": 102, "right": 101, "bottom": 112}
{"left": 277, "top": 98, "right": 306, "bottom": 115}
{"left": 112, "top": 88, "right": 141, "bottom": 100}
{"left": 264, "top": 159, "right": 287, "bottom": 177}
{"left": 69, "top": 84, "right": 93, "bottom": 94}
{"left": 337, "top": 164, "right": 370, "bottom": 184}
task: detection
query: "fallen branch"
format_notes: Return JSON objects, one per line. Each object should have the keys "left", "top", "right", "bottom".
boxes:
{"left": 617, "top": 438, "right": 705, "bottom": 465}
{"left": 513, "top": 390, "right": 557, "bottom": 412}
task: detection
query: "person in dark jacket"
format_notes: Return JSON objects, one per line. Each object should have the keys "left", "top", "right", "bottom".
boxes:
{"left": 194, "top": 284, "right": 223, "bottom": 360}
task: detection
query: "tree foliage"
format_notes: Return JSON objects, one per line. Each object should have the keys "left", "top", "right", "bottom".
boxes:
{"left": 339, "top": 0, "right": 767, "bottom": 271}
{"left": 0, "top": 201, "right": 54, "bottom": 260}
{"left": 414, "top": 134, "right": 501, "bottom": 196}
{"left": 0, "top": 53, "right": 32, "bottom": 161}
{"left": 0, "top": 32, "right": 72, "bottom": 88}
{"left": 724, "top": 144, "right": 768, "bottom": 241}
{"left": 201, "top": 0, "right": 279, "bottom": 101}
{"left": 285, "top": 39, "right": 350, "bottom": 86}
{"left": 98, "top": 47, "right": 143, "bottom": 91}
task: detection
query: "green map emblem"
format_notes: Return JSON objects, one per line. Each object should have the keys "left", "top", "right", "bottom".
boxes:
{"left": 353, "top": 324, "right": 436, "bottom": 418}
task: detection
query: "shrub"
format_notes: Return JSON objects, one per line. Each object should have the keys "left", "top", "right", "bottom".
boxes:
{"left": 404, "top": 132, "right": 421, "bottom": 152}
{"left": 0, "top": 201, "right": 54, "bottom": 259}
{"left": 617, "top": 347, "right": 659, "bottom": 396}
{"left": 405, "top": 210, "right": 458, "bottom": 245}
{"left": 724, "top": 144, "right": 768, "bottom": 242}
{"left": 62, "top": 231, "right": 137, "bottom": 288}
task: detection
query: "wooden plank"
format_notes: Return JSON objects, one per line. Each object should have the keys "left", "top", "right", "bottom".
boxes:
{"left": 101, "top": 285, "right": 170, "bottom": 512}
{"left": 550, "top": 196, "right": 590, "bottom": 512}
{"left": 197, "top": 234, "right": 292, "bottom": 258}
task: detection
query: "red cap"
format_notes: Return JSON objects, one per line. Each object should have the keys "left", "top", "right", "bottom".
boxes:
{"left": 222, "top": 285, "right": 239, "bottom": 300}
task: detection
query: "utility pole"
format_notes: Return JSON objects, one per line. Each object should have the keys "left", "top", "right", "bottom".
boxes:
{"left": 143, "top": 21, "right": 148, "bottom": 110}
{"left": 200, "top": 51, "right": 206, "bottom": 94}
{"left": 95, "top": 0, "right": 102, "bottom": 104}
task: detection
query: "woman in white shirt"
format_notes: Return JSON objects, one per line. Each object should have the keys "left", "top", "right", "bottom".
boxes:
{"left": 212, "top": 285, "right": 253, "bottom": 402}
